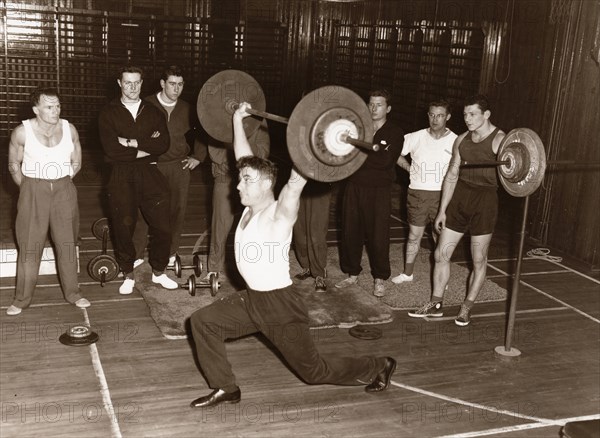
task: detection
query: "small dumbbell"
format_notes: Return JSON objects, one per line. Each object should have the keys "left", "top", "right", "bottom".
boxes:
{"left": 169, "top": 254, "right": 202, "bottom": 278}
{"left": 179, "top": 273, "right": 220, "bottom": 297}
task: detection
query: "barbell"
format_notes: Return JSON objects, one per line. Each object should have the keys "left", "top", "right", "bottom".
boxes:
{"left": 88, "top": 217, "right": 119, "bottom": 285}
{"left": 197, "top": 70, "right": 379, "bottom": 182}
{"left": 197, "top": 70, "right": 597, "bottom": 195}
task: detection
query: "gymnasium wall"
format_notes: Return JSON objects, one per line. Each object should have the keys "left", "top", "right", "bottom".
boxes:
{"left": 1, "top": 0, "right": 597, "bottom": 268}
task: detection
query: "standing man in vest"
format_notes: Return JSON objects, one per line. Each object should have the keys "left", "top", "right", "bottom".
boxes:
{"left": 408, "top": 95, "right": 505, "bottom": 326}
{"left": 6, "top": 87, "right": 90, "bottom": 315}
{"left": 98, "top": 65, "right": 178, "bottom": 295}
{"left": 393, "top": 99, "right": 456, "bottom": 284}
{"left": 132, "top": 65, "right": 206, "bottom": 267}
{"left": 188, "top": 103, "right": 396, "bottom": 409}
{"left": 335, "top": 89, "right": 404, "bottom": 297}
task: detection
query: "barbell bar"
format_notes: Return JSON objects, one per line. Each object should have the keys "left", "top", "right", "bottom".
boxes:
{"left": 226, "top": 95, "right": 380, "bottom": 152}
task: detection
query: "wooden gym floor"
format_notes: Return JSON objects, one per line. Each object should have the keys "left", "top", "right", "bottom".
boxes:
{"left": 0, "top": 160, "right": 599, "bottom": 438}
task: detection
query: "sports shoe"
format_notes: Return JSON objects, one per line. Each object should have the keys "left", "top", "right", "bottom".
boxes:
{"left": 455, "top": 304, "right": 472, "bottom": 326}
{"left": 119, "top": 278, "right": 135, "bottom": 295}
{"left": 152, "top": 273, "right": 178, "bottom": 290}
{"left": 167, "top": 255, "right": 176, "bottom": 267}
{"left": 6, "top": 305, "right": 22, "bottom": 316}
{"left": 133, "top": 259, "right": 144, "bottom": 269}
{"left": 315, "top": 276, "right": 327, "bottom": 293}
{"left": 75, "top": 298, "right": 91, "bottom": 308}
{"left": 408, "top": 301, "right": 443, "bottom": 318}
{"left": 391, "top": 273, "right": 413, "bottom": 284}
{"left": 335, "top": 276, "right": 358, "bottom": 289}
{"left": 373, "top": 278, "right": 385, "bottom": 297}
{"left": 295, "top": 269, "right": 311, "bottom": 281}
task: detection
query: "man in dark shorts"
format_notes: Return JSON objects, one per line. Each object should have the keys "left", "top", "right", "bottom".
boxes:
{"left": 393, "top": 100, "right": 456, "bottom": 284}
{"left": 408, "top": 95, "right": 505, "bottom": 326}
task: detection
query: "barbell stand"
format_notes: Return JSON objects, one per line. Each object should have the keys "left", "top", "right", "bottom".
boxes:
{"left": 495, "top": 195, "right": 530, "bottom": 360}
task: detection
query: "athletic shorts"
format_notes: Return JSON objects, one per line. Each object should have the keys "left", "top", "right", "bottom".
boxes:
{"left": 407, "top": 188, "right": 441, "bottom": 227}
{"left": 445, "top": 180, "right": 498, "bottom": 235}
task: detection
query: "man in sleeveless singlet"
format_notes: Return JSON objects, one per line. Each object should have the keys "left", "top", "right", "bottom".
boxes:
{"left": 6, "top": 88, "right": 90, "bottom": 315}
{"left": 188, "top": 102, "right": 396, "bottom": 409}
{"left": 407, "top": 95, "right": 506, "bottom": 326}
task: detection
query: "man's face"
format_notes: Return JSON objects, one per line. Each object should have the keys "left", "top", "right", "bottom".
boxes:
{"left": 33, "top": 94, "right": 61, "bottom": 125}
{"left": 463, "top": 104, "right": 489, "bottom": 132}
{"left": 161, "top": 75, "right": 184, "bottom": 102}
{"left": 369, "top": 96, "right": 391, "bottom": 122}
{"left": 427, "top": 105, "right": 450, "bottom": 130}
{"left": 237, "top": 166, "right": 270, "bottom": 206}
{"left": 118, "top": 72, "right": 143, "bottom": 101}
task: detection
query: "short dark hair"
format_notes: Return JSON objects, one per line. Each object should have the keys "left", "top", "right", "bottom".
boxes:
{"left": 119, "top": 65, "right": 144, "bottom": 80}
{"left": 236, "top": 156, "right": 278, "bottom": 189}
{"left": 30, "top": 87, "right": 60, "bottom": 107}
{"left": 428, "top": 99, "right": 451, "bottom": 113}
{"left": 464, "top": 94, "right": 490, "bottom": 113}
{"left": 162, "top": 65, "right": 184, "bottom": 81}
{"left": 369, "top": 89, "right": 392, "bottom": 106}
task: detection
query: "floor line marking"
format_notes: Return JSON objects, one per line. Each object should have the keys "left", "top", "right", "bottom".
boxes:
{"left": 0, "top": 296, "right": 143, "bottom": 310}
{"left": 390, "top": 381, "right": 555, "bottom": 424}
{"left": 490, "top": 265, "right": 600, "bottom": 324}
{"left": 82, "top": 308, "right": 122, "bottom": 438}
{"left": 436, "top": 413, "right": 600, "bottom": 437}
{"left": 424, "top": 306, "right": 568, "bottom": 322}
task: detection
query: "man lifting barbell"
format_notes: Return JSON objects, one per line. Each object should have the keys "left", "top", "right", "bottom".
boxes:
{"left": 408, "top": 94, "right": 505, "bottom": 326}
{"left": 188, "top": 98, "right": 396, "bottom": 409}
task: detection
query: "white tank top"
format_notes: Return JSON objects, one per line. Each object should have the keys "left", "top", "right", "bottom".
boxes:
{"left": 21, "top": 119, "right": 74, "bottom": 179}
{"left": 235, "top": 205, "right": 293, "bottom": 291}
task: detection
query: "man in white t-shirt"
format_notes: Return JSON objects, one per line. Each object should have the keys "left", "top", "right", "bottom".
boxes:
{"left": 393, "top": 100, "right": 457, "bottom": 284}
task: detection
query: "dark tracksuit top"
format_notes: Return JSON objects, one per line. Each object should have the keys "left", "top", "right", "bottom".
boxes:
{"left": 98, "top": 98, "right": 172, "bottom": 274}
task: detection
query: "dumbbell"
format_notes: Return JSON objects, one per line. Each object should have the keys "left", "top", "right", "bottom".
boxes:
{"left": 88, "top": 217, "right": 119, "bottom": 286}
{"left": 169, "top": 254, "right": 202, "bottom": 278}
{"left": 179, "top": 273, "right": 220, "bottom": 297}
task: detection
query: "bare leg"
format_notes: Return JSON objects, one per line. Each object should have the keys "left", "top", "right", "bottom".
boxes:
{"left": 432, "top": 228, "right": 463, "bottom": 300}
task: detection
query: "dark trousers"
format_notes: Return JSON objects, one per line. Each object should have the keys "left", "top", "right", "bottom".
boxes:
{"left": 133, "top": 160, "right": 191, "bottom": 258}
{"left": 107, "top": 163, "right": 171, "bottom": 274}
{"left": 293, "top": 182, "right": 332, "bottom": 278}
{"left": 340, "top": 181, "right": 392, "bottom": 280}
{"left": 207, "top": 176, "right": 240, "bottom": 273}
{"left": 13, "top": 176, "right": 82, "bottom": 308}
{"left": 190, "top": 286, "right": 383, "bottom": 392}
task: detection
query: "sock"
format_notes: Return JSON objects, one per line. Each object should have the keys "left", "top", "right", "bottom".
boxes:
{"left": 463, "top": 299, "right": 475, "bottom": 309}
{"left": 153, "top": 270, "right": 163, "bottom": 276}
{"left": 431, "top": 296, "right": 443, "bottom": 304}
{"left": 404, "top": 262, "right": 415, "bottom": 276}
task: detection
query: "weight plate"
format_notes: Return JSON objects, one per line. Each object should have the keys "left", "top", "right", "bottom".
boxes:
{"left": 87, "top": 254, "right": 119, "bottom": 283}
{"left": 349, "top": 325, "right": 382, "bottom": 340}
{"left": 192, "top": 254, "right": 202, "bottom": 277}
{"left": 197, "top": 70, "right": 266, "bottom": 143}
{"left": 498, "top": 128, "right": 547, "bottom": 197}
{"left": 287, "top": 86, "right": 373, "bottom": 182}
{"left": 210, "top": 273, "right": 219, "bottom": 297}
{"left": 91, "top": 217, "right": 110, "bottom": 241}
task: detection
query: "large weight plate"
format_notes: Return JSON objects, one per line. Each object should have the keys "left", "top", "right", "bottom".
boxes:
{"left": 197, "top": 70, "right": 266, "bottom": 143}
{"left": 287, "top": 86, "right": 374, "bottom": 182}
{"left": 91, "top": 217, "right": 110, "bottom": 240}
{"left": 498, "top": 128, "right": 546, "bottom": 197}
{"left": 88, "top": 254, "right": 119, "bottom": 283}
